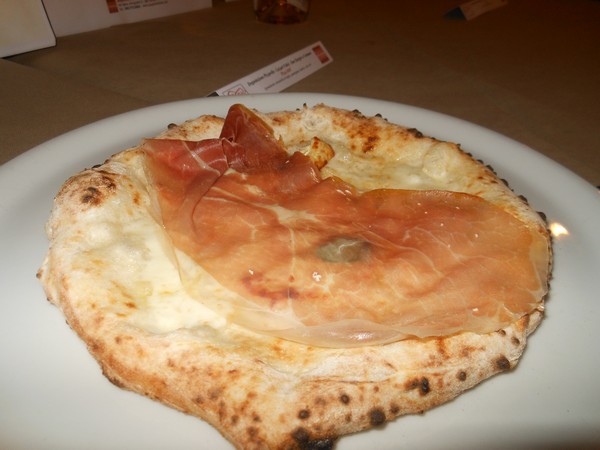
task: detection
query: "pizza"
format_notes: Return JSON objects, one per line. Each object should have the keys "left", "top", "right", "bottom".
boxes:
{"left": 38, "top": 103, "right": 551, "bottom": 449}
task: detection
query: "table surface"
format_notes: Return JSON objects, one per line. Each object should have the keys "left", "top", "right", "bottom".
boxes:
{"left": 2, "top": 0, "right": 599, "bottom": 187}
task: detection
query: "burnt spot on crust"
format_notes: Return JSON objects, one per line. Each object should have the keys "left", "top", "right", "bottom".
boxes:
{"left": 313, "top": 396, "right": 327, "bottom": 407}
{"left": 368, "top": 407, "right": 386, "bottom": 426}
{"left": 389, "top": 403, "right": 400, "bottom": 415}
{"left": 339, "top": 393, "right": 350, "bottom": 404}
{"left": 405, "top": 377, "right": 431, "bottom": 395}
{"left": 208, "top": 387, "right": 223, "bottom": 401}
{"left": 461, "top": 345, "right": 477, "bottom": 358}
{"left": 167, "top": 122, "right": 178, "bottom": 129}
{"left": 420, "top": 377, "right": 430, "bottom": 394}
{"left": 291, "top": 427, "right": 336, "bottom": 450}
{"left": 405, "top": 378, "right": 419, "bottom": 390}
{"left": 495, "top": 355, "right": 511, "bottom": 371}
{"left": 97, "top": 171, "right": 117, "bottom": 188}
{"left": 88, "top": 339, "right": 103, "bottom": 353}
{"left": 80, "top": 173, "right": 117, "bottom": 206}
{"left": 298, "top": 409, "right": 310, "bottom": 420}
{"left": 341, "top": 109, "right": 394, "bottom": 155}
{"left": 457, "top": 371, "right": 468, "bottom": 382}
{"left": 485, "top": 164, "right": 497, "bottom": 175}
{"left": 364, "top": 135, "right": 379, "bottom": 152}
{"left": 436, "top": 338, "right": 449, "bottom": 359}
{"left": 132, "top": 191, "right": 142, "bottom": 206}
{"left": 407, "top": 127, "right": 424, "bottom": 138}
{"left": 81, "top": 186, "right": 101, "bottom": 205}
{"left": 511, "top": 337, "right": 521, "bottom": 346}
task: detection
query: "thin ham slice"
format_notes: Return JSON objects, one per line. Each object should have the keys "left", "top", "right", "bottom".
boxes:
{"left": 143, "top": 104, "right": 549, "bottom": 347}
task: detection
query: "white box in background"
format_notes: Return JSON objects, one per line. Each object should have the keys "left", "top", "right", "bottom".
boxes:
{"left": 42, "top": 0, "right": 212, "bottom": 37}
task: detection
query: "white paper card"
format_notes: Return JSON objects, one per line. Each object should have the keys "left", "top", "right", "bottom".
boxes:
{"left": 209, "top": 41, "right": 333, "bottom": 96}
{"left": 0, "top": 0, "right": 56, "bottom": 57}
{"left": 42, "top": 0, "right": 212, "bottom": 37}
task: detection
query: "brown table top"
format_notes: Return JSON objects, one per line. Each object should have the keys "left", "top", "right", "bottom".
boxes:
{"left": 2, "top": 0, "right": 599, "bottom": 186}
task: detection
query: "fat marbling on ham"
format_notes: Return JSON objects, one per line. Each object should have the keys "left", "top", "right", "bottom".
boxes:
{"left": 143, "top": 104, "right": 550, "bottom": 347}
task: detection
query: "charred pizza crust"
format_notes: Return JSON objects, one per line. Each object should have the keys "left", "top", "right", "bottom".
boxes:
{"left": 38, "top": 104, "right": 549, "bottom": 449}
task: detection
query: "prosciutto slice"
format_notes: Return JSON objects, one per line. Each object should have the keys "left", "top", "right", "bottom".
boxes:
{"left": 143, "top": 104, "right": 549, "bottom": 347}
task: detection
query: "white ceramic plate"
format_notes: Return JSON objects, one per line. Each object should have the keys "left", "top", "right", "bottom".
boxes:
{"left": 1, "top": 93, "right": 599, "bottom": 450}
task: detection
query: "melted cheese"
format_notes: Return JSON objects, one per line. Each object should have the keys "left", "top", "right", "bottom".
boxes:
{"left": 62, "top": 169, "right": 224, "bottom": 334}
{"left": 319, "top": 141, "right": 463, "bottom": 192}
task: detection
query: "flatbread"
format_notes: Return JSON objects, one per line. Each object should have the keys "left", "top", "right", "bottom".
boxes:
{"left": 38, "top": 104, "right": 550, "bottom": 449}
